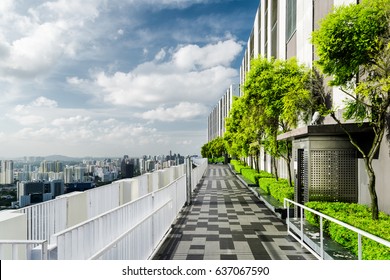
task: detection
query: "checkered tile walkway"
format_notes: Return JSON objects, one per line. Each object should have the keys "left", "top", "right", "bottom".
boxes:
{"left": 153, "top": 164, "right": 316, "bottom": 260}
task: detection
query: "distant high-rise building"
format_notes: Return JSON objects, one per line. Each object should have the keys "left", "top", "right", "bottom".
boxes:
{"left": 208, "top": 84, "right": 239, "bottom": 142}
{"left": 64, "top": 167, "right": 74, "bottom": 183}
{"left": 74, "top": 166, "right": 87, "bottom": 182}
{"left": 121, "top": 156, "right": 134, "bottom": 179}
{"left": 0, "top": 160, "right": 14, "bottom": 185}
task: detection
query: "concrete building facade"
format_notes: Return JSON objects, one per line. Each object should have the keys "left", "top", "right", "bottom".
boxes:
{"left": 208, "top": 84, "right": 240, "bottom": 142}
{"left": 238, "top": 0, "right": 390, "bottom": 214}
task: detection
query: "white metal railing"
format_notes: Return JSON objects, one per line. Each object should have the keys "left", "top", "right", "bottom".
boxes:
{"left": 16, "top": 196, "right": 68, "bottom": 243}
{"left": 0, "top": 162, "right": 205, "bottom": 260}
{"left": 52, "top": 175, "right": 186, "bottom": 260}
{"left": 86, "top": 181, "right": 120, "bottom": 219}
{"left": 0, "top": 240, "right": 48, "bottom": 260}
{"left": 284, "top": 198, "right": 390, "bottom": 260}
{"left": 191, "top": 158, "right": 208, "bottom": 193}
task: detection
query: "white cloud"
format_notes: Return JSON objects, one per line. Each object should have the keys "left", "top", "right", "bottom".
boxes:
{"left": 51, "top": 115, "right": 91, "bottom": 126}
{"left": 72, "top": 39, "right": 241, "bottom": 107}
{"left": 0, "top": 0, "right": 103, "bottom": 79}
{"left": 155, "top": 49, "right": 166, "bottom": 61}
{"left": 31, "top": 96, "right": 58, "bottom": 108}
{"left": 0, "top": 0, "right": 13, "bottom": 13}
{"left": 173, "top": 40, "right": 242, "bottom": 70}
{"left": 0, "top": 0, "right": 250, "bottom": 157}
{"left": 139, "top": 102, "right": 208, "bottom": 122}
{"left": 8, "top": 114, "right": 45, "bottom": 126}
{"left": 125, "top": 0, "right": 215, "bottom": 10}
{"left": 67, "top": 76, "right": 86, "bottom": 85}
{"left": 7, "top": 96, "right": 58, "bottom": 125}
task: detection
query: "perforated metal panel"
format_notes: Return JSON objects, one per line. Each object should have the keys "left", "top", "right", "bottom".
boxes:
{"left": 294, "top": 149, "right": 309, "bottom": 217}
{"left": 295, "top": 149, "right": 308, "bottom": 204}
{"left": 309, "top": 150, "right": 357, "bottom": 202}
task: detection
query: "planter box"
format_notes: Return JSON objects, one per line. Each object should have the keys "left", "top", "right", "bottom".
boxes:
{"left": 229, "top": 164, "right": 294, "bottom": 220}
{"left": 288, "top": 218, "right": 356, "bottom": 260}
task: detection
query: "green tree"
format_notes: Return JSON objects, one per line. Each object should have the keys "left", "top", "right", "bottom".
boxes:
{"left": 243, "top": 57, "right": 312, "bottom": 186}
{"left": 201, "top": 137, "right": 227, "bottom": 160}
{"left": 311, "top": 0, "right": 390, "bottom": 220}
{"left": 224, "top": 96, "right": 252, "bottom": 159}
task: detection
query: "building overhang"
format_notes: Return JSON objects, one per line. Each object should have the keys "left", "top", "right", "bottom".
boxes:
{"left": 277, "top": 123, "right": 374, "bottom": 141}
{"left": 278, "top": 123, "right": 378, "bottom": 159}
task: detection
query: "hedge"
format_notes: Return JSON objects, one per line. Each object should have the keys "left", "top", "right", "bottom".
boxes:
{"left": 305, "top": 201, "right": 390, "bottom": 260}
{"left": 230, "top": 160, "right": 293, "bottom": 203}
{"left": 230, "top": 159, "right": 247, "bottom": 174}
{"left": 259, "top": 177, "right": 294, "bottom": 203}
{"left": 208, "top": 157, "right": 224, "bottom": 164}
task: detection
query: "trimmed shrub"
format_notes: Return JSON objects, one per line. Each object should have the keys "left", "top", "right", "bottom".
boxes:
{"left": 230, "top": 160, "right": 293, "bottom": 204}
{"left": 230, "top": 160, "right": 247, "bottom": 174}
{"left": 259, "top": 177, "right": 294, "bottom": 203}
{"left": 208, "top": 157, "right": 224, "bottom": 164}
{"left": 241, "top": 168, "right": 260, "bottom": 184}
{"left": 305, "top": 201, "right": 390, "bottom": 260}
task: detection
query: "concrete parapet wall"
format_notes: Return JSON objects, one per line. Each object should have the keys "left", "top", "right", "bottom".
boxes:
{"left": 0, "top": 211, "right": 28, "bottom": 259}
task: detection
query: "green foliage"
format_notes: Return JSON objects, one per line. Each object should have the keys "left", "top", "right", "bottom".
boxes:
{"left": 230, "top": 160, "right": 292, "bottom": 203}
{"left": 201, "top": 137, "right": 226, "bottom": 159}
{"left": 259, "top": 177, "right": 294, "bottom": 203}
{"left": 230, "top": 159, "right": 247, "bottom": 174}
{"left": 224, "top": 56, "right": 314, "bottom": 165}
{"left": 305, "top": 202, "right": 390, "bottom": 260}
{"left": 311, "top": 0, "right": 390, "bottom": 220}
{"left": 208, "top": 157, "right": 224, "bottom": 164}
{"left": 224, "top": 97, "right": 253, "bottom": 158}
{"left": 241, "top": 168, "right": 261, "bottom": 184}
{"left": 311, "top": 0, "right": 390, "bottom": 86}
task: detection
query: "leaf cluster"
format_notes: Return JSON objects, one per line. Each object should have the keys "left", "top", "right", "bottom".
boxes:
{"left": 239, "top": 56, "right": 312, "bottom": 159}
{"left": 201, "top": 137, "right": 226, "bottom": 159}
{"left": 312, "top": 0, "right": 390, "bottom": 86}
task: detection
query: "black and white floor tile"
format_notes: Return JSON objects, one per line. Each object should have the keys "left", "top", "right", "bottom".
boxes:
{"left": 153, "top": 165, "right": 316, "bottom": 260}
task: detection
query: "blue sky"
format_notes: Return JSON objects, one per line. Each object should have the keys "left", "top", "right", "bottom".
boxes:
{"left": 0, "top": 0, "right": 259, "bottom": 158}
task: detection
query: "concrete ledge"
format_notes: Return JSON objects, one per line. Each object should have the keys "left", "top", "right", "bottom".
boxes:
{"left": 236, "top": 174, "right": 257, "bottom": 188}
{"left": 256, "top": 188, "right": 294, "bottom": 219}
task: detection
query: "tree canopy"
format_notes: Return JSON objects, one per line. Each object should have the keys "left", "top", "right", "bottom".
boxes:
{"left": 223, "top": 56, "right": 312, "bottom": 185}
{"left": 311, "top": 0, "right": 390, "bottom": 220}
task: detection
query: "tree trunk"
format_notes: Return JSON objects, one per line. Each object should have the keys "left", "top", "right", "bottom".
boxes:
{"left": 272, "top": 157, "right": 279, "bottom": 181}
{"left": 286, "top": 156, "right": 293, "bottom": 187}
{"left": 364, "top": 158, "right": 379, "bottom": 220}
{"left": 329, "top": 112, "right": 382, "bottom": 220}
{"left": 255, "top": 151, "right": 260, "bottom": 173}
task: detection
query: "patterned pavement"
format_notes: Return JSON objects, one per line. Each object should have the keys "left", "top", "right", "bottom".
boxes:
{"left": 153, "top": 164, "right": 316, "bottom": 260}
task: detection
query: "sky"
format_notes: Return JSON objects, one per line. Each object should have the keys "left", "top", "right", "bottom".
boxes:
{"left": 0, "top": 0, "right": 259, "bottom": 158}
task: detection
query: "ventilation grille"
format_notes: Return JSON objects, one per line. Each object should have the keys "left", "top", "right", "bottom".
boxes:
{"left": 309, "top": 150, "right": 357, "bottom": 202}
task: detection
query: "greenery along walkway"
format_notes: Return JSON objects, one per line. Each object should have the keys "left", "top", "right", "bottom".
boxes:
{"left": 229, "top": 159, "right": 390, "bottom": 260}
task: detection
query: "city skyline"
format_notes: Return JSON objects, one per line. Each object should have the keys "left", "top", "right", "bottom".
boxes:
{"left": 0, "top": 0, "right": 259, "bottom": 158}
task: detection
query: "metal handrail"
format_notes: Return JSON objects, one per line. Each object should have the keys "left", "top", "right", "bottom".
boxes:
{"left": 284, "top": 198, "right": 390, "bottom": 260}
{"left": 0, "top": 240, "right": 48, "bottom": 260}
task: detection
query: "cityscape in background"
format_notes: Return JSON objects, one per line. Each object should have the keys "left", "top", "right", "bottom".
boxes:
{"left": 0, "top": 152, "right": 187, "bottom": 210}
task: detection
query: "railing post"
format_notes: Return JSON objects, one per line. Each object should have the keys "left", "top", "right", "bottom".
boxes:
{"left": 42, "top": 241, "right": 48, "bottom": 260}
{"left": 300, "top": 206, "right": 304, "bottom": 243}
{"left": 185, "top": 157, "right": 192, "bottom": 206}
{"left": 285, "top": 199, "right": 290, "bottom": 233}
{"left": 320, "top": 216, "right": 324, "bottom": 260}
{"left": 358, "top": 234, "right": 362, "bottom": 260}
{"left": 151, "top": 192, "right": 155, "bottom": 251}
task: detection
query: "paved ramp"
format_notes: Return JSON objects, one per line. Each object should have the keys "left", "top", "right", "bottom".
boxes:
{"left": 153, "top": 164, "right": 316, "bottom": 260}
